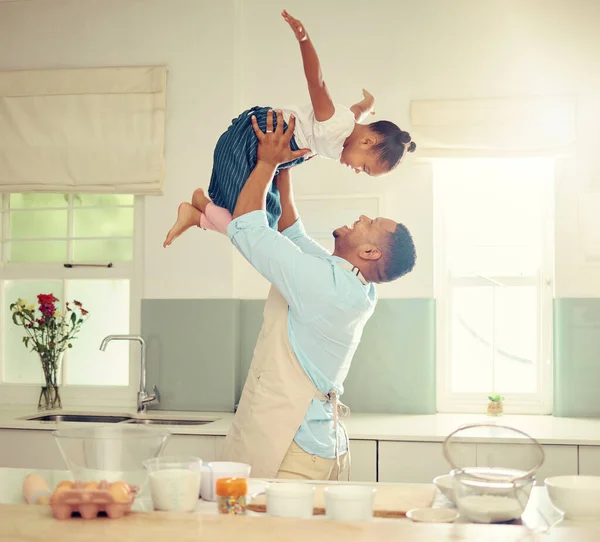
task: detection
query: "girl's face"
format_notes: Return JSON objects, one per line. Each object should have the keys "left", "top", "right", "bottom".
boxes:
{"left": 340, "top": 137, "right": 389, "bottom": 177}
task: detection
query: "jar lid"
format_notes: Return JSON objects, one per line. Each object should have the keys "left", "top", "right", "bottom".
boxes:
{"left": 215, "top": 477, "right": 248, "bottom": 498}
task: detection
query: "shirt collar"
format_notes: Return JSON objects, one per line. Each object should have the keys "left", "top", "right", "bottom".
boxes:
{"left": 336, "top": 261, "right": 369, "bottom": 285}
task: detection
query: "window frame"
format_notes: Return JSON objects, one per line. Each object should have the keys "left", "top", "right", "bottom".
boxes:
{"left": 434, "top": 159, "right": 555, "bottom": 414}
{"left": 0, "top": 195, "right": 144, "bottom": 408}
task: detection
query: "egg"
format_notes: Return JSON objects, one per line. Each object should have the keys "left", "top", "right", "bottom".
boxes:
{"left": 84, "top": 481, "right": 99, "bottom": 491}
{"left": 50, "top": 481, "right": 73, "bottom": 503}
{"left": 108, "top": 481, "right": 130, "bottom": 503}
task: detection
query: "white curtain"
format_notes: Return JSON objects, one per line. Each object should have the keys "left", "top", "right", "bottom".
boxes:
{"left": 410, "top": 96, "right": 576, "bottom": 158}
{"left": 0, "top": 66, "right": 167, "bottom": 194}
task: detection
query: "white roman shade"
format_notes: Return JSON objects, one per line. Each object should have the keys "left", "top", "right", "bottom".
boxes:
{"left": 410, "top": 96, "right": 576, "bottom": 158}
{"left": 0, "top": 66, "right": 167, "bottom": 194}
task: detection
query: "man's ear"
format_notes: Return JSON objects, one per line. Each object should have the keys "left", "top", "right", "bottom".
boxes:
{"left": 359, "top": 245, "right": 382, "bottom": 261}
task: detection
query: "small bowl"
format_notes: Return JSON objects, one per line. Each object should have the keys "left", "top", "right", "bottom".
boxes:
{"left": 266, "top": 483, "right": 315, "bottom": 519}
{"left": 324, "top": 486, "right": 376, "bottom": 522}
{"left": 545, "top": 475, "right": 600, "bottom": 521}
{"left": 407, "top": 507, "right": 459, "bottom": 523}
{"left": 433, "top": 474, "right": 455, "bottom": 503}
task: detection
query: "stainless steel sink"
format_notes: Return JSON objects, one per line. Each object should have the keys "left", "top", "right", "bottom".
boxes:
{"left": 124, "top": 418, "right": 216, "bottom": 426}
{"left": 26, "top": 414, "right": 132, "bottom": 423}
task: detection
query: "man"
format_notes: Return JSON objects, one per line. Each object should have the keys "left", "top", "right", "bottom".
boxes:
{"left": 220, "top": 110, "right": 416, "bottom": 480}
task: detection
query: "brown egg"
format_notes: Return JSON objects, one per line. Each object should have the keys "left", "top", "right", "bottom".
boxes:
{"left": 108, "top": 481, "right": 130, "bottom": 503}
{"left": 84, "top": 481, "right": 99, "bottom": 491}
{"left": 50, "top": 482, "right": 73, "bottom": 503}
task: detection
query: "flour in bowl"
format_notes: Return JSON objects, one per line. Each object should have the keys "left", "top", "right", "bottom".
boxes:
{"left": 458, "top": 495, "right": 524, "bottom": 523}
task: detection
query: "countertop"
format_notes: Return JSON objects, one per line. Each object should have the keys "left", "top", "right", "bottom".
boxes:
{"left": 4, "top": 505, "right": 599, "bottom": 542}
{"left": 0, "top": 467, "right": 592, "bottom": 541}
{"left": 3, "top": 405, "right": 600, "bottom": 445}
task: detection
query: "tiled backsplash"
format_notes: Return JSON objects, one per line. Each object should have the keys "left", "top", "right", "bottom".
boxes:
{"left": 142, "top": 298, "right": 437, "bottom": 414}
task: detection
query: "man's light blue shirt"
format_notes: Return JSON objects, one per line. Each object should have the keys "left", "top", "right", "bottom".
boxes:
{"left": 228, "top": 210, "right": 377, "bottom": 459}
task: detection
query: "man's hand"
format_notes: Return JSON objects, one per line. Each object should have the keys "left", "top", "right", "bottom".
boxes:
{"left": 282, "top": 10, "right": 308, "bottom": 42}
{"left": 251, "top": 109, "right": 311, "bottom": 168}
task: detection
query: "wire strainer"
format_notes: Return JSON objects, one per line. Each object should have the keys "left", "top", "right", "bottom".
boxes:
{"left": 442, "top": 423, "right": 546, "bottom": 525}
{"left": 443, "top": 423, "right": 545, "bottom": 481}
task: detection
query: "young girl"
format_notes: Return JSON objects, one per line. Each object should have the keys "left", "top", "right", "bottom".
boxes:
{"left": 164, "top": 10, "right": 416, "bottom": 247}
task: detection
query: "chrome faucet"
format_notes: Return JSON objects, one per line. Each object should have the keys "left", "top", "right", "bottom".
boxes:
{"left": 99, "top": 334, "right": 159, "bottom": 413}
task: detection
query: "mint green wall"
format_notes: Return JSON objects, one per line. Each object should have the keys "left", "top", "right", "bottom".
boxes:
{"left": 553, "top": 298, "right": 600, "bottom": 417}
{"left": 142, "top": 298, "right": 436, "bottom": 414}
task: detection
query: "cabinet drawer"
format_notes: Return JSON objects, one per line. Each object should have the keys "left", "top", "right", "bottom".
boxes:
{"left": 378, "top": 441, "right": 476, "bottom": 483}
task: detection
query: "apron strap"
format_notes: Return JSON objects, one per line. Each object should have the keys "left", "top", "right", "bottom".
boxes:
{"left": 315, "top": 389, "right": 352, "bottom": 482}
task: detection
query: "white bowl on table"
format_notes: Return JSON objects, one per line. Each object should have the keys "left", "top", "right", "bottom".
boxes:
{"left": 324, "top": 485, "right": 376, "bottom": 521}
{"left": 266, "top": 483, "right": 315, "bottom": 519}
{"left": 545, "top": 476, "right": 600, "bottom": 521}
{"left": 433, "top": 474, "right": 455, "bottom": 504}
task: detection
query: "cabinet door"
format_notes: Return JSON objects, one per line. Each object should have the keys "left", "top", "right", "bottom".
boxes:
{"left": 578, "top": 446, "right": 600, "bottom": 476}
{"left": 162, "top": 435, "right": 220, "bottom": 462}
{"left": 378, "top": 441, "right": 476, "bottom": 483}
{"left": 0, "top": 430, "right": 66, "bottom": 469}
{"left": 476, "top": 444, "right": 577, "bottom": 483}
{"left": 348, "top": 440, "right": 376, "bottom": 482}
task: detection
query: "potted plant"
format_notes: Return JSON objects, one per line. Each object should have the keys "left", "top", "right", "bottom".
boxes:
{"left": 487, "top": 394, "right": 504, "bottom": 417}
{"left": 10, "top": 294, "right": 89, "bottom": 410}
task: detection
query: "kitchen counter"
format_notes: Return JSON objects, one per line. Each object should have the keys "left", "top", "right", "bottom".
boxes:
{"left": 3, "top": 405, "right": 600, "bottom": 445}
{"left": 0, "top": 467, "right": 595, "bottom": 541}
{"left": 1, "top": 502, "right": 599, "bottom": 542}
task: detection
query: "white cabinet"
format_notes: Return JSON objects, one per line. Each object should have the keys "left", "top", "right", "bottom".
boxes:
{"left": 578, "top": 446, "right": 600, "bottom": 476}
{"left": 378, "top": 441, "right": 477, "bottom": 483}
{"left": 476, "top": 444, "right": 578, "bottom": 483}
{"left": 162, "top": 435, "right": 222, "bottom": 462}
{"left": 0, "top": 430, "right": 66, "bottom": 469}
{"left": 0, "top": 429, "right": 225, "bottom": 469}
{"left": 348, "top": 440, "right": 376, "bottom": 482}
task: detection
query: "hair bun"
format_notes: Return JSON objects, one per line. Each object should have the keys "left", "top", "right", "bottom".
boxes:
{"left": 397, "top": 131, "right": 411, "bottom": 145}
{"left": 407, "top": 141, "right": 416, "bottom": 153}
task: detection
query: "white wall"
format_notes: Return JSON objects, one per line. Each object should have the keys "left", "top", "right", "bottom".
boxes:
{"left": 2, "top": 0, "right": 599, "bottom": 299}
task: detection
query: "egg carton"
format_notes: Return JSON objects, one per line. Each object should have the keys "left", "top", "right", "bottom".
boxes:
{"left": 51, "top": 481, "right": 138, "bottom": 520}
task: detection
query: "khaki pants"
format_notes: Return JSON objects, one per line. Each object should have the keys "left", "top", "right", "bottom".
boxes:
{"left": 276, "top": 440, "right": 348, "bottom": 481}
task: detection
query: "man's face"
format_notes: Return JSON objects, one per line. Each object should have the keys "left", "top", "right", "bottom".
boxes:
{"left": 333, "top": 215, "right": 398, "bottom": 251}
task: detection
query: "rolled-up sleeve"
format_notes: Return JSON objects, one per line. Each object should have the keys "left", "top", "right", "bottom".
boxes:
{"left": 228, "top": 211, "right": 332, "bottom": 313}
{"left": 280, "top": 218, "right": 331, "bottom": 258}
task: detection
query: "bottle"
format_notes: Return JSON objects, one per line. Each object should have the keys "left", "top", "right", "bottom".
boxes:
{"left": 216, "top": 477, "right": 248, "bottom": 515}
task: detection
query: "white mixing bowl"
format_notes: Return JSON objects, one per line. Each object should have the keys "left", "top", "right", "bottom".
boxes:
{"left": 545, "top": 476, "right": 600, "bottom": 521}
{"left": 433, "top": 474, "right": 455, "bottom": 503}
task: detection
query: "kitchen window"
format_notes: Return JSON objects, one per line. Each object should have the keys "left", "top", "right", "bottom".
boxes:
{"left": 0, "top": 193, "right": 143, "bottom": 407}
{"left": 434, "top": 158, "right": 554, "bottom": 414}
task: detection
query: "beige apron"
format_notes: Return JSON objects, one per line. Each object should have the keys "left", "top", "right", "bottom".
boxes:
{"left": 220, "top": 265, "right": 365, "bottom": 479}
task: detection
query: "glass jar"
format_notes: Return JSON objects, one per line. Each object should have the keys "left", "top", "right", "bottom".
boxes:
{"left": 216, "top": 477, "right": 248, "bottom": 515}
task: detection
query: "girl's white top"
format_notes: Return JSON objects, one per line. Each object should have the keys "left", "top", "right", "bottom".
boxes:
{"left": 281, "top": 104, "right": 355, "bottom": 161}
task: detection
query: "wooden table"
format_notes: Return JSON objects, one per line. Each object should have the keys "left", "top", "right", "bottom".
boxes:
{"left": 2, "top": 504, "right": 600, "bottom": 542}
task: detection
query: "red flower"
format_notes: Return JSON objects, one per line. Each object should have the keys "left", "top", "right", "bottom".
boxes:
{"left": 37, "top": 293, "right": 58, "bottom": 318}
{"left": 73, "top": 300, "right": 82, "bottom": 307}
{"left": 81, "top": 309, "right": 89, "bottom": 316}
{"left": 37, "top": 294, "right": 58, "bottom": 305}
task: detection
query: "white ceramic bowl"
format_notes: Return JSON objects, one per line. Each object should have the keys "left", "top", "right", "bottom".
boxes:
{"left": 266, "top": 483, "right": 315, "bottom": 519}
{"left": 324, "top": 485, "right": 376, "bottom": 521}
{"left": 545, "top": 476, "right": 600, "bottom": 521}
{"left": 433, "top": 474, "right": 455, "bottom": 503}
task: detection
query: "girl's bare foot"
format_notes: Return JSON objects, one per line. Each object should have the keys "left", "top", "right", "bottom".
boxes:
{"left": 192, "top": 188, "right": 211, "bottom": 213}
{"left": 163, "top": 202, "right": 202, "bottom": 248}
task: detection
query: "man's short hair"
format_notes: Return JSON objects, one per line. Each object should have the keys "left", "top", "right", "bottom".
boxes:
{"left": 384, "top": 224, "right": 416, "bottom": 282}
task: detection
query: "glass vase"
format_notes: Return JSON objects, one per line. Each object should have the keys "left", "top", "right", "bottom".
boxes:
{"left": 38, "top": 351, "right": 63, "bottom": 410}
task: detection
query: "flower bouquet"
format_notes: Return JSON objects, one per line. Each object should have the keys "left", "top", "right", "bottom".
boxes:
{"left": 10, "top": 294, "right": 89, "bottom": 410}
